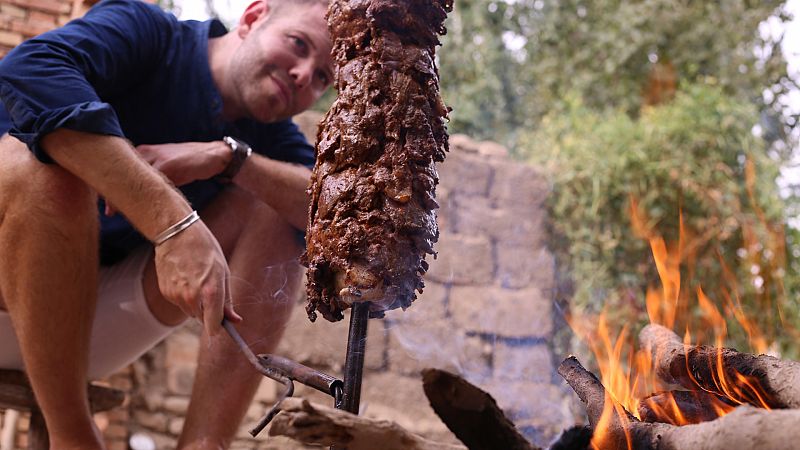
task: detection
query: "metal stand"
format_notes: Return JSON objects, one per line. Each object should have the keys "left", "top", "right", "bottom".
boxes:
{"left": 338, "top": 301, "right": 370, "bottom": 413}
{"left": 223, "top": 300, "right": 372, "bottom": 443}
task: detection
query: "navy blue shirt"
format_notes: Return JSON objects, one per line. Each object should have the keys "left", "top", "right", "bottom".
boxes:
{"left": 0, "top": 0, "right": 315, "bottom": 265}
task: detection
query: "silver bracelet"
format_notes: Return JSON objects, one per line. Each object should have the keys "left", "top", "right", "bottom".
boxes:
{"left": 153, "top": 210, "right": 200, "bottom": 246}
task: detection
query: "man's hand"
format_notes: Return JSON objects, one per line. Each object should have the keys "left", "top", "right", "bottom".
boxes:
{"left": 136, "top": 141, "right": 232, "bottom": 186}
{"left": 153, "top": 218, "right": 242, "bottom": 336}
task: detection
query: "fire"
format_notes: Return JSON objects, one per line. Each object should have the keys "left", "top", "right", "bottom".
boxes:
{"left": 568, "top": 196, "right": 785, "bottom": 449}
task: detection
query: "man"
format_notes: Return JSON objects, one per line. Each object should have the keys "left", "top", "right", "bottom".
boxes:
{"left": 0, "top": 0, "right": 333, "bottom": 448}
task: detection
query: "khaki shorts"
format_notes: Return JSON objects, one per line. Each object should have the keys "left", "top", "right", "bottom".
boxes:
{"left": 0, "top": 246, "right": 178, "bottom": 379}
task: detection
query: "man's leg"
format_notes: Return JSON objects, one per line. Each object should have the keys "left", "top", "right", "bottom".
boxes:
{"left": 141, "top": 187, "right": 304, "bottom": 450}
{"left": 0, "top": 136, "right": 104, "bottom": 449}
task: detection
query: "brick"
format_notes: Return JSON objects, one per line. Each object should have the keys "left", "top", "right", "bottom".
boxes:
{"left": 481, "top": 380, "right": 572, "bottom": 423}
{"left": 103, "top": 423, "right": 129, "bottom": 440}
{"left": 133, "top": 411, "right": 169, "bottom": 433}
{"left": 488, "top": 159, "right": 550, "bottom": 209}
{"left": 496, "top": 244, "right": 555, "bottom": 290}
{"left": 387, "top": 325, "right": 492, "bottom": 378}
{"left": 477, "top": 140, "right": 509, "bottom": 158}
{"left": 453, "top": 195, "right": 546, "bottom": 247}
{"left": 166, "top": 365, "right": 195, "bottom": 396}
{"left": 0, "top": 3, "right": 27, "bottom": 18}
{"left": 8, "top": 0, "right": 71, "bottom": 15}
{"left": 449, "top": 133, "right": 480, "bottom": 153}
{"left": 162, "top": 396, "right": 189, "bottom": 414}
{"left": 493, "top": 342, "right": 554, "bottom": 382}
{"left": 426, "top": 233, "right": 493, "bottom": 285}
{"left": 165, "top": 328, "right": 200, "bottom": 366}
{"left": 450, "top": 285, "right": 553, "bottom": 338}
{"left": 360, "top": 372, "right": 461, "bottom": 445}
{"left": 29, "top": 10, "right": 57, "bottom": 23}
{"left": 0, "top": 30, "right": 22, "bottom": 47}
{"left": 382, "top": 280, "right": 447, "bottom": 325}
{"left": 9, "top": 17, "right": 56, "bottom": 37}
{"left": 167, "top": 417, "right": 184, "bottom": 436}
{"left": 293, "top": 110, "right": 323, "bottom": 145}
{"left": 253, "top": 378, "right": 278, "bottom": 403}
{"left": 438, "top": 149, "right": 492, "bottom": 196}
{"left": 277, "top": 303, "right": 386, "bottom": 372}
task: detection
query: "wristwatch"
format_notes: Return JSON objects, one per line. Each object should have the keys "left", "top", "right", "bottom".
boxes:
{"left": 218, "top": 136, "right": 253, "bottom": 183}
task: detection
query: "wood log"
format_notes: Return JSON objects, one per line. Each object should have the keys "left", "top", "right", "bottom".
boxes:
{"left": 559, "top": 356, "right": 800, "bottom": 450}
{"left": 639, "top": 324, "right": 800, "bottom": 409}
{"left": 637, "top": 390, "right": 735, "bottom": 425}
{"left": 421, "top": 368, "right": 539, "bottom": 450}
{"left": 268, "top": 397, "right": 466, "bottom": 450}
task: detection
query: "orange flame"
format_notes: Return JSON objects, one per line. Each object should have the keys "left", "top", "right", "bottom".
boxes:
{"left": 569, "top": 195, "right": 786, "bottom": 445}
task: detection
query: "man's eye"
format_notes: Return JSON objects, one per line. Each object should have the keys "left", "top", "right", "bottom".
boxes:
{"left": 318, "top": 71, "right": 330, "bottom": 86}
{"left": 291, "top": 36, "right": 307, "bottom": 52}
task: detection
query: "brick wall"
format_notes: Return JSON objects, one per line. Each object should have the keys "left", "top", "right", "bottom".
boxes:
{"left": 0, "top": 0, "right": 73, "bottom": 58}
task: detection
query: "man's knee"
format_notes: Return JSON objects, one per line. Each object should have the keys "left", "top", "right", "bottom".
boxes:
{"left": 0, "top": 135, "right": 95, "bottom": 225}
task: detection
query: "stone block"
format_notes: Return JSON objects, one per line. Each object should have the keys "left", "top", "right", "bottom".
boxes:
{"left": 133, "top": 411, "right": 168, "bottom": 433}
{"left": 165, "top": 327, "right": 199, "bottom": 366}
{"left": 489, "top": 159, "right": 550, "bottom": 209}
{"left": 383, "top": 281, "right": 447, "bottom": 325}
{"left": 427, "top": 233, "right": 493, "bottom": 285}
{"left": 477, "top": 140, "right": 509, "bottom": 158}
{"left": 277, "top": 304, "right": 386, "bottom": 372}
{"left": 438, "top": 150, "right": 492, "bottom": 197}
{"left": 167, "top": 417, "right": 184, "bottom": 436}
{"left": 0, "top": 3, "right": 27, "bottom": 18}
{"left": 0, "top": 30, "right": 22, "bottom": 47}
{"left": 360, "top": 372, "right": 461, "bottom": 445}
{"left": 254, "top": 378, "right": 278, "bottom": 403}
{"left": 166, "top": 365, "right": 195, "bottom": 396}
{"left": 9, "top": 17, "right": 55, "bottom": 37}
{"left": 449, "top": 285, "right": 553, "bottom": 338}
{"left": 162, "top": 396, "right": 189, "bottom": 414}
{"left": 8, "top": 0, "right": 70, "bottom": 15}
{"left": 449, "top": 133, "right": 480, "bottom": 153}
{"left": 387, "top": 325, "right": 492, "bottom": 379}
{"left": 496, "top": 245, "right": 555, "bottom": 290}
{"left": 493, "top": 342, "right": 554, "bottom": 383}
{"left": 481, "top": 380, "right": 575, "bottom": 447}
{"left": 453, "top": 196, "right": 546, "bottom": 247}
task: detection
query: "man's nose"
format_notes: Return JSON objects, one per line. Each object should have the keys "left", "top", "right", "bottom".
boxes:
{"left": 289, "top": 62, "right": 313, "bottom": 90}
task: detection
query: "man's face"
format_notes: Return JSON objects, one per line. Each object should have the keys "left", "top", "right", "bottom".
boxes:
{"left": 229, "top": 3, "right": 333, "bottom": 123}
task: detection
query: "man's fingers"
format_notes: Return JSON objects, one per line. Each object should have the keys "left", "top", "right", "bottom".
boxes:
{"left": 222, "top": 276, "right": 243, "bottom": 323}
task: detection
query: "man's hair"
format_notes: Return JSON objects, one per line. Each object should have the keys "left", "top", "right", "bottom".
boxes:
{"left": 267, "top": 0, "right": 328, "bottom": 19}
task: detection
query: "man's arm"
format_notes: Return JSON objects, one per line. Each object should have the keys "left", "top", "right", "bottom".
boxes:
{"left": 41, "top": 129, "right": 238, "bottom": 335}
{"left": 232, "top": 155, "right": 311, "bottom": 231}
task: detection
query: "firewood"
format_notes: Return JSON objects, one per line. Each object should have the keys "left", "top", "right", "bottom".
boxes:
{"left": 559, "top": 356, "right": 800, "bottom": 450}
{"left": 637, "top": 390, "right": 735, "bottom": 425}
{"left": 639, "top": 324, "right": 800, "bottom": 409}
{"left": 268, "top": 397, "right": 466, "bottom": 450}
{"left": 421, "top": 368, "right": 539, "bottom": 450}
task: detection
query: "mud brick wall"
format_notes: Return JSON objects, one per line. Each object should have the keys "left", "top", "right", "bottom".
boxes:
{"left": 119, "top": 112, "right": 575, "bottom": 450}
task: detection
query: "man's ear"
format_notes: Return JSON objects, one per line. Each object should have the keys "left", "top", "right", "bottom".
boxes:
{"left": 237, "top": 0, "right": 270, "bottom": 38}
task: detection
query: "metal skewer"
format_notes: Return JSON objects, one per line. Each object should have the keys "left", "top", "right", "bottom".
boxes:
{"left": 338, "top": 301, "right": 371, "bottom": 413}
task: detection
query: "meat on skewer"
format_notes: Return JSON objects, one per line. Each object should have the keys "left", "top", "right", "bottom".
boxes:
{"left": 303, "top": 0, "right": 453, "bottom": 322}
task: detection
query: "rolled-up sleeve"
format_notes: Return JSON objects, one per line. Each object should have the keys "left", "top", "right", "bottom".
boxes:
{"left": 0, "top": 0, "right": 170, "bottom": 163}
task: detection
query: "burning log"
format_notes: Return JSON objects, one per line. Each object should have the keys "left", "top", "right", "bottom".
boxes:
{"left": 421, "top": 369, "right": 539, "bottom": 450}
{"left": 268, "top": 397, "right": 466, "bottom": 450}
{"left": 303, "top": 0, "right": 453, "bottom": 322}
{"left": 637, "top": 390, "right": 736, "bottom": 425}
{"left": 639, "top": 324, "right": 800, "bottom": 409}
{"left": 559, "top": 356, "right": 800, "bottom": 450}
